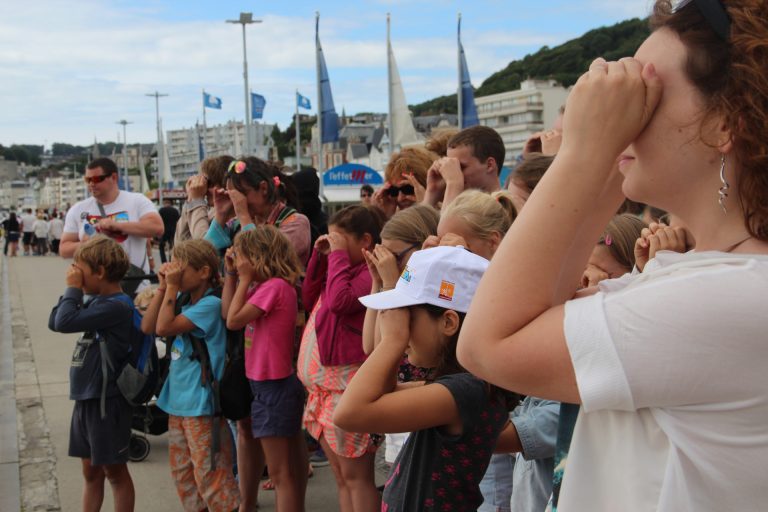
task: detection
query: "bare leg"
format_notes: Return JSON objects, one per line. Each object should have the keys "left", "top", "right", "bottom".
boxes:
{"left": 81, "top": 459, "right": 105, "bottom": 512}
{"left": 237, "top": 418, "right": 266, "bottom": 512}
{"left": 336, "top": 450, "right": 380, "bottom": 512}
{"left": 102, "top": 463, "right": 135, "bottom": 512}
{"left": 319, "top": 435, "right": 354, "bottom": 512}
{"left": 260, "top": 433, "right": 308, "bottom": 512}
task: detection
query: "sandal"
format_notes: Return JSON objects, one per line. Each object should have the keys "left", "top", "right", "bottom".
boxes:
{"left": 261, "top": 479, "right": 275, "bottom": 491}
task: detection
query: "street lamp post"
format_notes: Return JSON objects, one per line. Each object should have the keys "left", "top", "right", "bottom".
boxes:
{"left": 145, "top": 91, "right": 169, "bottom": 200}
{"left": 226, "top": 12, "right": 262, "bottom": 156}
{"left": 116, "top": 120, "right": 133, "bottom": 190}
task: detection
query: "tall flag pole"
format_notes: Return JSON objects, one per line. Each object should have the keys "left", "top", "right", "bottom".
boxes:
{"left": 296, "top": 89, "right": 301, "bottom": 173}
{"left": 458, "top": 14, "right": 480, "bottom": 129}
{"left": 458, "top": 13, "right": 463, "bottom": 130}
{"left": 296, "top": 92, "right": 312, "bottom": 173}
{"left": 316, "top": 12, "right": 339, "bottom": 201}
{"left": 202, "top": 89, "right": 208, "bottom": 157}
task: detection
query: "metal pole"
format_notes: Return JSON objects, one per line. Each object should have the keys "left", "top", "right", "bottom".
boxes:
{"left": 145, "top": 91, "right": 168, "bottom": 200}
{"left": 227, "top": 14, "right": 261, "bottom": 157}
{"left": 296, "top": 90, "right": 301, "bottom": 173}
{"left": 241, "top": 23, "right": 251, "bottom": 155}
{"left": 458, "top": 13, "right": 463, "bottom": 131}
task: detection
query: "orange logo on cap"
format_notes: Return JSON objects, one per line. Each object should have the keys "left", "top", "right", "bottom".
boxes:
{"left": 439, "top": 280, "right": 455, "bottom": 301}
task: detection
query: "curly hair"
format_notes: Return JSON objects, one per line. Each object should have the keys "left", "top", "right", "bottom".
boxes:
{"left": 383, "top": 146, "right": 438, "bottom": 187}
{"left": 200, "top": 155, "right": 233, "bottom": 189}
{"left": 233, "top": 226, "right": 303, "bottom": 285}
{"left": 171, "top": 239, "right": 221, "bottom": 289}
{"left": 425, "top": 128, "right": 459, "bottom": 157}
{"left": 651, "top": 0, "right": 768, "bottom": 240}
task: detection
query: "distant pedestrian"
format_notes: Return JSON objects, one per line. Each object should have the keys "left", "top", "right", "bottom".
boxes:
{"left": 359, "top": 184, "right": 374, "bottom": 206}
{"left": 48, "top": 236, "right": 136, "bottom": 512}
{"left": 2, "top": 212, "right": 20, "bottom": 257}
{"left": 49, "top": 213, "right": 64, "bottom": 255}
{"left": 158, "top": 198, "right": 180, "bottom": 263}
{"left": 20, "top": 208, "right": 36, "bottom": 255}
{"left": 32, "top": 213, "right": 49, "bottom": 255}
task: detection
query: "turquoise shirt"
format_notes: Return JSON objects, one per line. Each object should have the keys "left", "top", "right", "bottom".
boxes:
{"left": 157, "top": 293, "right": 226, "bottom": 417}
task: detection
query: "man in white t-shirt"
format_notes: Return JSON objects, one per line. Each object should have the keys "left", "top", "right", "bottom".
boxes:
{"left": 20, "top": 208, "right": 37, "bottom": 256}
{"left": 60, "top": 158, "right": 163, "bottom": 273}
{"left": 48, "top": 213, "right": 64, "bottom": 254}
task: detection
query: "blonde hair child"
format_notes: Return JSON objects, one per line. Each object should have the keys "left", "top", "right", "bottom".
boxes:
{"left": 424, "top": 189, "right": 518, "bottom": 260}
{"left": 222, "top": 226, "right": 308, "bottom": 512}
{"left": 140, "top": 239, "right": 239, "bottom": 512}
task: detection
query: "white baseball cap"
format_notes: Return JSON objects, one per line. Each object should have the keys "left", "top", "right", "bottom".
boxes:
{"left": 359, "top": 245, "right": 489, "bottom": 313}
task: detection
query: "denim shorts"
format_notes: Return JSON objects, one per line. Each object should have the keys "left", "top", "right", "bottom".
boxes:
{"left": 249, "top": 373, "right": 305, "bottom": 438}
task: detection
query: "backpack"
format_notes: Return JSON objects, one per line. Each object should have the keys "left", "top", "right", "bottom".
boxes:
{"left": 98, "top": 295, "right": 160, "bottom": 418}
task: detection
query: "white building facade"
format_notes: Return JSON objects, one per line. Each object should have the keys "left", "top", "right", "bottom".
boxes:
{"left": 166, "top": 121, "right": 275, "bottom": 183}
{"left": 475, "top": 79, "right": 569, "bottom": 167}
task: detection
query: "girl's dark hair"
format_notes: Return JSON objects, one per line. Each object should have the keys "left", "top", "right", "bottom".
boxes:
{"left": 227, "top": 156, "right": 298, "bottom": 207}
{"left": 328, "top": 204, "right": 386, "bottom": 245}
{"left": 651, "top": 0, "right": 768, "bottom": 240}
{"left": 418, "top": 304, "right": 520, "bottom": 410}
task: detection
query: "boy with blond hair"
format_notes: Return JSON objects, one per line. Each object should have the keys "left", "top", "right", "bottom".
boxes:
{"left": 49, "top": 235, "right": 136, "bottom": 512}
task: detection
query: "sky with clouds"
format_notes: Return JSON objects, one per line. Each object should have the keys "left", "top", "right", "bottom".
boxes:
{"left": 0, "top": 0, "right": 652, "bottom": 148}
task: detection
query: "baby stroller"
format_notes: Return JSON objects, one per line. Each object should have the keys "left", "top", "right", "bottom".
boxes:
{"left": 122, "top": 271, "right": 171, "bottom": 462}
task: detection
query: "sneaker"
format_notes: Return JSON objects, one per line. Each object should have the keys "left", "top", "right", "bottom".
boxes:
{"left": 309, "top": 448, "right": 330, "bottom": 467}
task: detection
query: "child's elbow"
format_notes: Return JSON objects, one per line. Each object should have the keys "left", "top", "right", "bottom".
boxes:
{"left": 226, "top": 318, "right": 245, "bottom": 331}
{"left": 155, "top": 325, "right": 173, "bottom": 338}
{"left": 456, "top": 332, "right": 481, "bottom": 376}
{"left": 332, "top": 407, "right": 355, "bottom": 432}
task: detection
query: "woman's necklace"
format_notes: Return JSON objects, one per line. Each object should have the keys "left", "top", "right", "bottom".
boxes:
{"left": 722, "top": 235, "right": 753, "bottom": 253}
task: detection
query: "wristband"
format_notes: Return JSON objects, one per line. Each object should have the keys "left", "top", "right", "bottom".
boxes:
{"left": 185, "top": 198, "right": 207, "bottom": 210}
{"left": 242, "top": 222, "right": 256, "bottom": 232}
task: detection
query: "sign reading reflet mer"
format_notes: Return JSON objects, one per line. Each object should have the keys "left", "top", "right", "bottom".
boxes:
{"left": 322, "top": 164, "right": 384, "bottom": 186}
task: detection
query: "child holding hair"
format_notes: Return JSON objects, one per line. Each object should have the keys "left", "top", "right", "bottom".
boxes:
{"left": 221, "top": 226, "right": 308, "bottom": 511}
{"left": 140, "top": 239, "right": 239, "bottom": 512}
{"left": 335, "top": 246, "right": 515, "bottom": 511}
{"left": 422, "top": 189, "right": 517, "bottom": 260}
{"left": 299, "top": 204, "right": 386, "bottom": 512}
{"left": 49, "top": 235, "right": 135, "bottom": 512}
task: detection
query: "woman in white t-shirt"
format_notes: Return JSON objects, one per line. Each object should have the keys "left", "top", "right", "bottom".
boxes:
{"left": 32, "top": 213, "right": 49, "bottom": 256}
{"left": 458, "top": 1, "right": 768, "bottom": 511}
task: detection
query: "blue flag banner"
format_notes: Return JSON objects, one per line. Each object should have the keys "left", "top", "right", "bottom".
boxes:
{"left": 297, "top": 92, "right": 312, "bottom": 110}
{"left": 203, "top": 92, "right": 222, "bottom": 110}
{"left": 458, "top": 19, "right": 479, "bottom": 128}
{"left": 316, "top": 17, "right": 339, "bottom": 144}
{"left": 251, "top": 93, "right": 266, "bottom": 120}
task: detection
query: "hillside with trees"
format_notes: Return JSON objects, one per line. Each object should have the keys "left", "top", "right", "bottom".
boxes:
{"left": 410, "top": 18, "right": 650, "bottom": 116}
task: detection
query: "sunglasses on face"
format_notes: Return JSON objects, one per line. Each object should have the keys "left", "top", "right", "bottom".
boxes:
{"left": 360, "top": 192, "right": 371, "bottom": 198}
{"left": 83, "top": 174, "right": 111, "bottom": 185}
{"left": 387, "top": 184, "right": 415, "bottom": 197}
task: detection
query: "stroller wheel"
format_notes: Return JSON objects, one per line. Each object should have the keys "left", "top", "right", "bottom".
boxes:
{"left": 128, "top": 434, "right": 150, "bottom": 462}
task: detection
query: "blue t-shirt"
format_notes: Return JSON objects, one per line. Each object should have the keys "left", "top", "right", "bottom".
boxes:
{"left": 157, "top": 293, "right": 226, "bottom": 417}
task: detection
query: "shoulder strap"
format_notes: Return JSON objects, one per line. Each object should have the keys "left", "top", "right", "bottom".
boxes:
{"left": 96, "top": 201, "right": 107, "bottom": 218}
{"left": 273, "top": 206, "right": 297, "bottom": 228}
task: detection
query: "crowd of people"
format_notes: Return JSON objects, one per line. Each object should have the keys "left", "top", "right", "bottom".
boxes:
{"left": 1, "top": 208, "right": 65, "bottom": 257}
{"left": 38, "top": 0, "right": 768, "bottom": 510}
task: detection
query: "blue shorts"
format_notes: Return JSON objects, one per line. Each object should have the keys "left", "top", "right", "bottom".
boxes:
{"left": 249, "top": 374, "right": 305, "bottom": 438}
{"left": 69, "top": 396, "right": 132, "bottom": 466}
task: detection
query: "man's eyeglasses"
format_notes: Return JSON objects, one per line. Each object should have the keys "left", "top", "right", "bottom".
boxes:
{"left": 392, "top": 243, "right": 420, "bottom": 266}
{"left": 387, "top": 184, "right": 415, "bottom": 197}
{"left": 83, "top": 174, "right": 111, "bottom": 185}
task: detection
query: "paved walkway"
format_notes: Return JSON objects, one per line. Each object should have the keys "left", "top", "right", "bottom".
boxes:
{"left": 2, "top": 252, "right": 386, "bottom": 511}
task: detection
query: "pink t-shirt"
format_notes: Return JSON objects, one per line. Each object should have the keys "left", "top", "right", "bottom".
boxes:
{"left": 244, "top": 277, "right": 298, "bottom": 381}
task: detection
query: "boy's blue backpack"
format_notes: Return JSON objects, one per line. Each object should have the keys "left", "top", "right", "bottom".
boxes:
{"left": 98, "top": 294, "right": 160, "bottom": 418}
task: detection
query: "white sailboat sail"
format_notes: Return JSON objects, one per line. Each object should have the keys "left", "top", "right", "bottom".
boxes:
{"left": 387, "top": 14, "right": 421, "bottom": 149}
{"left": 138, "top": 144, "right": 149, "bottom": 193}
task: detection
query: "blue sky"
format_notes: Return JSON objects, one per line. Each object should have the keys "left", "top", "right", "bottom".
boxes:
{"left": 0, "top": 0, "right": 652, "bottom": 148}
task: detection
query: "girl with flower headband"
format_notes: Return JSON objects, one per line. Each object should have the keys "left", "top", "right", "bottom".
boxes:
{"left": 204, "top": 156, "right": 311, "bottom": 512}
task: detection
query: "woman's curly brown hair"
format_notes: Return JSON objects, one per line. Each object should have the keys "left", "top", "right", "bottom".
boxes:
{"left": 651, "top": 0, "right": 768, "bottom": 240}
{"left": 384, "top": 146, "right": 438, "bottom": 187}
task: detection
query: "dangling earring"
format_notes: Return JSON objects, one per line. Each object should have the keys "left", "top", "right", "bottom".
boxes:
{"left": 718, "top": 154, "right": 729, "bottom": 214}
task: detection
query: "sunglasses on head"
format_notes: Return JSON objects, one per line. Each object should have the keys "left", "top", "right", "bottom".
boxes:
{"left": 84, "top": 174, "right": 111, "bottom": 185}
{"left": 673, "top": 0, "right": 730, "bottom": 41}
{"left": 387, "top": 184, "right": 415, "bottom": 197}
